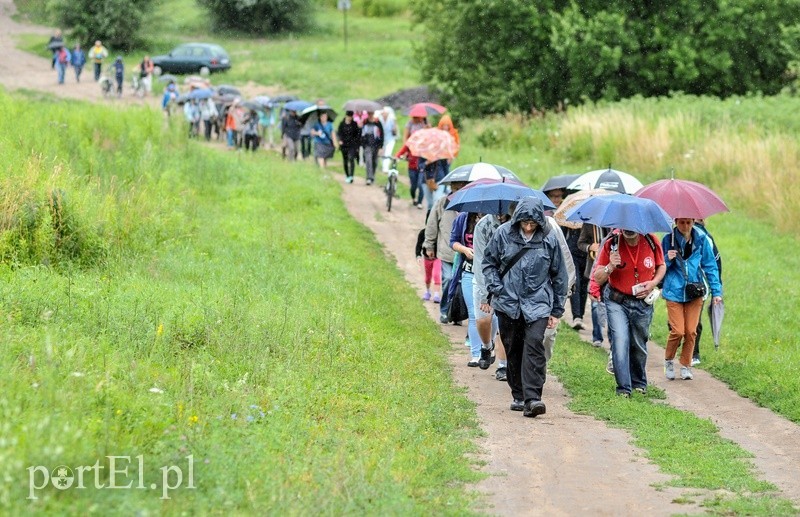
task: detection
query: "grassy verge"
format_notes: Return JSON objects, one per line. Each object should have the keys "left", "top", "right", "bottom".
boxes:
{"left": 0, "top": 90, "right": 481, "bottom": 513}
{"left": 549, "top": 331, "right": 799, "bottom": 515}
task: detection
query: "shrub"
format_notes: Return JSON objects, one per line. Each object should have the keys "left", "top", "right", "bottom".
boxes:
{"left": 200, "top": 0, "right": 314, "bottom": 35}
{"left": 47, "top": 0, "right": 156, "bottom": 49}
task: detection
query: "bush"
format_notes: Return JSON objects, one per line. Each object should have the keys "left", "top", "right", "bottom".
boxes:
{"left": 47, "top": 0, "right": 156, "bottom": 49}
{"left": 361, "top": 0, "right": 406, "bottom": 17}
{"left": 200, "top": 0, "right": 314, "bottom": 35}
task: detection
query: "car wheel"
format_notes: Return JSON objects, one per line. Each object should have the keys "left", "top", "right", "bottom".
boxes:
{"left": 153, "top": 66, "right": 162, "bottom": 76}
{"left": 199, "top": 66, "right": 210, "bottom": 76}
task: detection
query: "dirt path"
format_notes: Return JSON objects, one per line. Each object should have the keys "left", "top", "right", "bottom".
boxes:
{"left": 3, "top": 1, "right": 800, "bottom": 513}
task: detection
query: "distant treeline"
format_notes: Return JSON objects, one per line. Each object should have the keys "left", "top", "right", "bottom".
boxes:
{"left": 411, "top": 0, "right": 800, "bottom": 116}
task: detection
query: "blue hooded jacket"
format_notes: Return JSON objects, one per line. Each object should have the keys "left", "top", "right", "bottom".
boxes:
{"left": 660, "top": 226, "right": 723, "bottom": 302}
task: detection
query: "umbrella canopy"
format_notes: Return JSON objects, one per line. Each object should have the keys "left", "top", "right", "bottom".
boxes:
{"left": 299, "top": 105, "right": 338, "bottom": 125}
{"left": 241, "top": 100, "right": 263, "bottom": 112}
{"left": 253, "top": 95, "right": 271, "bottom": 107}
{"left": 406, "top": 128, "right": 458, "bottom": 162}
{"left": 217, "top": 85, "right": 241, "bottom": 96}
{"left": 283, "top": 100, "right": 313, "bottom": 113}
{"left": 565, "top": 193, "right": 673, "bottom": 234}
{"left": 405, "top": 102, "right": 447, "bottom": 117}
{"left": 447, "top": 180, "right": 555, "bottom": 214}
{"left": 553, "top": 189, "right": 618, "bottom": 229}
{"left": 158, "top": 74, "right": 179, "bottom": 83}
{"left": 213, "top": 93, "right": 238, "bottom": 105}
{"left": 440, "top": 162, "right": 520, "bottom": 184}
{"left": 711, "top": 300, "right": 725, "bottom": 350}
{"left": 541, "top": 174, "right": 581, "bottom": 193}
{"left": 343, "top": 99, "right": 382, "bottom": 113}
{"left": 271, "top": 94, "right": 299, "bottom": 104}
{"left": 175, "top": 93, "right": 190, "bottom": 106}
{"left": 635, "top": 178, "right": 729, "bottom": 219}
{"left": 187, "top": 88, "right": 214, "bottom": 100}
{"left": 47, "top": 40, "right": 65, "bottom": 51}
{"left": 567, "top": 168, "right": 644, "bottom": 194}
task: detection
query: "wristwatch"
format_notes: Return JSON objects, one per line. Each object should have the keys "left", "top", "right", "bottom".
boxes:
{"left": 604, "top": 265, "right": 613, "bottom": 274}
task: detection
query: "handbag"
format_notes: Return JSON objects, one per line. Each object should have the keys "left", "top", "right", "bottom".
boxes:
{"left": 425, "top": 177, "right": 438, "bottom": 191}
{"left": 447, "top": 285, "right": 469, "bottom": 323}
{"left": 678, "top": 256, "right": 707, "bottom": 300}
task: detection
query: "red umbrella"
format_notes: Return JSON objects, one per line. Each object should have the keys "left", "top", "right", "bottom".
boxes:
{"left": 634, "top": 178, "right": 729, "bottom": 219}
{"left": 405, "top": 102, "right": 447, "bottom": 118}
{"left": 406, "top": 128, "right": 459, "bottom": 162}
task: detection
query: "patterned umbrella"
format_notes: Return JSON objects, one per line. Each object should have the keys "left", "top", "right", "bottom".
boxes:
{"left": 405, "top": 102, "right": 447, "bottom": 117}
{"left": 406, "top": 128, "right": 458, "bottom": 162}
{"left": 553, "top": 189, "right": 618, "bottom": 229}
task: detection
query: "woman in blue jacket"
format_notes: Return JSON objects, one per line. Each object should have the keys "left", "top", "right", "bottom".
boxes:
{"left": 661, "top": 218, "right": 723, "bottom": 381}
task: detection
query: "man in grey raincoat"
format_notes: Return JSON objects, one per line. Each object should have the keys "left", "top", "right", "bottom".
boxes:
{"left": 482, "top": 197, "right": 569, "bottom": 418}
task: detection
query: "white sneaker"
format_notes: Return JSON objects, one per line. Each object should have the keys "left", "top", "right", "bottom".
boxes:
{"left": 665, "top": 360, "right": 675, "bottom": 380}
{"left": 681, "top": 366, "right": 693, "bottom": 380}
{"left": 571, "top": 317, "right": 584, "bottom": 330}
{"left": 691, "top": 358, "right": 701, "bottom": 366}
{"left": 592, "top": 340, "right": 603, "bottom": 348}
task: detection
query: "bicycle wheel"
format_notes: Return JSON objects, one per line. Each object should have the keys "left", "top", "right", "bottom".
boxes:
{"left": 386, "top": 174, "right": 396, "bottom": 211}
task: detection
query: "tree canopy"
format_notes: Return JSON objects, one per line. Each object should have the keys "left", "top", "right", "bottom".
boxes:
{"left": 199, "top": 0, "right": 314, "bottom": 35}
{"left": 48, "top": 0, "right": 156, "bottom": 50}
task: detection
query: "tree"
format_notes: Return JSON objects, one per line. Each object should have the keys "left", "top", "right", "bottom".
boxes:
{"left": 48, "top": 0, "right": 156, "bottom": 50}
{"left": 200, "top": 0, "right": 314, "bottom": 35}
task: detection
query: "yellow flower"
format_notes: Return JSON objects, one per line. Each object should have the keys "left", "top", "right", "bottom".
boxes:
{"left": 188, "top": 415, "right": 199, "bottom": 425}
{"left": 156, "top": 323, "right": 164, "bottom": 337}
{"left": 115, "top": 409, "right": 123, "bottom": 416}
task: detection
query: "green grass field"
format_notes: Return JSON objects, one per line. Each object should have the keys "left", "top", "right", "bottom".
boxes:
{"left": 5, "top": 0, "right": 800, "bottom": 514}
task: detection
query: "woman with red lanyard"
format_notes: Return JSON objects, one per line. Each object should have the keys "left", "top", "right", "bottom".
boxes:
{"left": 594, "top": 228, "right": 666, "bottom": 397}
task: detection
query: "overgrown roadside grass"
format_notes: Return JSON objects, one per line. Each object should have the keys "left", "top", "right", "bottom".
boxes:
{"left": 549, "top": 331, "right": 799, "bottom": 515}
{"left": 0, "top": 90, "right": 481, "bottom": 513}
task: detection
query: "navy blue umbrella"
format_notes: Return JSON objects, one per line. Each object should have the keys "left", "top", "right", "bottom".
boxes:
{"left": 446, "top": 180, "right": 556, "bottom": 214}
{"left": 283, "top": 100, "right": 313, "bottom": 113}
{"left": 564, "top": 193, "right": 672, "bottom": 234}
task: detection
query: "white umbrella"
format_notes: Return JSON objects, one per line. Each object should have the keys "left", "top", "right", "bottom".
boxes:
{"left": 567, "top": 168, "right": 644, "bottom": 194}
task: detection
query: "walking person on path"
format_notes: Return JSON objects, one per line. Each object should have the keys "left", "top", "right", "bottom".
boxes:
{"left": 281, "top": 110, "right": 302, "bottom": 160}
{"left": 379, "top": 107, "right": 397, "bottom": 173}
{"left": 594, "top": 229, "right": 666, "bottom": 397}
{"left": 474, "top": 212, "right": 509, "bottom": 379}
{"left": 88, "top": 40, "right": 108, "bottom": 82}
{"left": 311, "top": 111, "right": 338, "bottom": 169}
{"left": 54, "top": 45, "right": 70, "bottom": 85}
{"left": 360, "top": 111, "right": 383, "bottom": 183}
{"left": 71, "top": 44, "right": 86, "bottom": 82}
{"left": 482, "top": 197, "right": 569, "bottom": 417}
{"left": 450, "top": 211, "right": 486, "bottom": 367}
{"left": 337, "top": 111, "right": 360, "bottom": 184}
{"left": 661, "top": 218, "right": 723, "bottom": 381}
{"left": 690, "top": 218, "right": 723, "bottom": 365}
{"left": 47, "top": 29, "right": 63, "bottom": 69}
{"left": 112, "top": 56, "right": 124, "bottom": 97}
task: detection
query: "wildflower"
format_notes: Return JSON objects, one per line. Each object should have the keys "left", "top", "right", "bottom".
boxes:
{"left": 156, "top": 323, "right": 164, "bottom": 337}
{"left": 149, "top": 387, "right": 164, "bottom": 394}
{"left": 115, "top": 409, "right": 123, "bottom": 416}
{"left": 71, "top": 372, "right": 84, "bottom": 377}
{"left": 188, "top": 415, "right": 198, "bottom": 425}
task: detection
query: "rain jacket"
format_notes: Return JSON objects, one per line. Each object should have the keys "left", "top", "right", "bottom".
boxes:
{"left": 424, "top": 195, "right": 457, "bottom": 264}
{"left": 482, "top": 197, "right": 569, "bottom": 322}
{"left": 660, "top": 227, "right": 723, "bottom": 303}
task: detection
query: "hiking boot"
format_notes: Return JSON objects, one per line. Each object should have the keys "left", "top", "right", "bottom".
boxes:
{"left": 523, "top": 400, "right": 546, "bottom": 418}
{"left": 571, "top": 317, "right": 584, "bottom": 330}
{"left": 691, "top": 357, "right": 701, "bottom": 366}
{"left": 479, "top": 347, "right": 492, "bottom": 370}
{"left": 681, "top": 366, "right": 693, "bottom": 380}
{"left": 467, "top": 356, "right": 480, "bottom": 367}
{"left": 665, "top": 360, "right": 676, "bottom": 380}
{"left": 510, "top": 399, "right": 524, "bottom": 411}
{"left": 495, "top": 367, "right": 507, "bottom": 381}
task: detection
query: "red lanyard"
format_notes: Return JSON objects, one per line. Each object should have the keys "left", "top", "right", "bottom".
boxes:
{"left": 624, "top": 240, "right": 641, "bottom": 281}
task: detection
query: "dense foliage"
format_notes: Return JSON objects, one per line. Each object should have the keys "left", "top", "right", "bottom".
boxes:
{"left": 199, "top": 0, "right": 314, "bottom": 34}
{"left": 411, "top": 0, "right": 800, "bottom": 116}
{"left": 47, "top": 0, "right": 156, "bottom": 49}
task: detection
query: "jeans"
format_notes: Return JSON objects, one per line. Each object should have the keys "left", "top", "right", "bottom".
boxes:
{"left": 56, "top": 62, "right": 66, "bottom": 84}
{"left": 605, "top": 288, "right": 654, "bottom": 395}
{"left": 408, "top": 168, "right": 424, "bottom": 204}
{"left": 422, "top": 182, "right": 445, "bottom": 211}
{"left": 461, "top": 272, "right": 482, "bottom": 358}
{"left": 591, "top": 299, "right": 609, "bottom": 343}
{"left": 74, "top": 65, "right": 83, "bottom": 82}
{"left": 440, "top": 260, "right": 454, "bottom": 318}
{"left": 227, "top": 129, "right": 236, "bottom": 148}
{"left": 94, "top": 62, "right": 102, "bottom": 81}
{"left": 497, "top": 311, "right": 549, "bottom": 403}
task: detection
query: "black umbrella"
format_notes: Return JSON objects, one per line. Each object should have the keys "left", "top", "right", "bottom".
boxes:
{"left": 270, "top": 94, "right": 298, "bottom": 104}
{"left": 241, "top": 100, "right": 263, "bottom": 112}
{"left": 299, "top": 105, "right": 337, "bottom": 125}
{"left": 217, "top": 85, "right": 241, "bottom": 96}
{"left": 541, "top": 174, "right": 581, "bottom": 193}
{"left": 47, "top": 40, "right": 65, "bottom": 51}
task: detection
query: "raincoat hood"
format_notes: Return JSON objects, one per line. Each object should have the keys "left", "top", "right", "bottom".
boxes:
{"left": 510, "top": 197, "right": 546, "bottom": 228}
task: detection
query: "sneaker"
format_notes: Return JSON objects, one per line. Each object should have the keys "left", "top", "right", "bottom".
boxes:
{"left": 479, "top": 347, "right": 492, "bottom": 370}
{"left": 633, "top": 387, "right": 647, "bottom": 395}
{"left": 617, "top": 391, "right": 631, "bottom": 398}
{"left": 495, "top": 367, "right": 507, "bottom": 381}
{"left": 366, "top": 179, "right": 373, "bottom": 185}
{"left": 606, "top": 357, "right": 615, "bottom": 375}
{"left": 665, "top": 360, "right": 676, "bottom": 380}
{"left": 439, "top": 314, "right": 448, "bottom": 324}
{"left": 523, "top": 400, "right": 546, "bottom": 418}
{"left": 681, "top": 366, "right": 693, "bottom": 380}
{"left": 592, "top": 340, "right": 603, "bottom": 348}
{"left": 467, "top": 357, "right": 480, "bottom": 367}
{"left": 691, "top": 357, "right": 701, "bottom": 366}
{"left": 345, "top": 176, "right": 353, "bottom": 184}
{"left": 432, "top": 293, "right": 441, "bottom": 303}
{"left": 571, "top": 317, "right": 584, "bottom": 330}
{"left": 422, "top": 292, "right": 431, "bottom": 301}
{"left": 416, "top": 203, "right": 423, "bottom": 210}
{"left": 510, "top": 399, "right": 524, "bottom": 411}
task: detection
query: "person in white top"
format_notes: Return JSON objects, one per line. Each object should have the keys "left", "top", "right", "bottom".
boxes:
{"left": 378, "top": 107, "right": 397, "bottom": 172}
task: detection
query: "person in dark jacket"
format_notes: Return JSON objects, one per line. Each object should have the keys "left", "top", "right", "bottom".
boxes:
{"left": 482, "top": 197, "right": 569, "bottom": 418}
{"left": 113, "top": 56, "right": 124, "bottom": 97}
{"left": 360, "top": 112, "right": 384, "bottom": 185}
{"left": 337, "top": 111, "right": 360, "bottom": 183}
{"left": 281, "top": 110, "right": 302, "bottom": 161}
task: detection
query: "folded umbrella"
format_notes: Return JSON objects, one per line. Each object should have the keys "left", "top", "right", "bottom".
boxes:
{"left": 446, "top": 180, "right": 555, "bottom": 214}
{"left": 565, "top": 193, "right": 673, "bottom": 234}
{"left": 568, "top": 168, "right": 644, "bottom": 194}
{"left": 439, "top": 162, "right": 520, "bottom": 184}
{"left": 553, "top": 188, "right": 617, "bottom": 229}
{"left": 711, "top": 300, "right": 725, "bottom": 350}
{"left": 406, "top": 128, "right": 458, "bottom": 162}
{"left": 635, "top": 178, "right": 729, "bottom": 219}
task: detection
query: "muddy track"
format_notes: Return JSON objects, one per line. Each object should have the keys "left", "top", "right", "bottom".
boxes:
{"left": 2, "top": 2, "right": 799, "bottom": 514}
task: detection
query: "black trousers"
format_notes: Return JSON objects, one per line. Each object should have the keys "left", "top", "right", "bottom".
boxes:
{"left": 497, "top": 311, "right": 548, "bottom": 403}
{"left": 300, "top": 135, "right": 312, "bottom": 158}
{"left": 94, "top": 62, "right": 102, "bottom": 81}
{"left": 341, "top": 147, "right": 357, "bottom": 178}
{"left": 570, "top": 253, "right": 588, "bottom": 319}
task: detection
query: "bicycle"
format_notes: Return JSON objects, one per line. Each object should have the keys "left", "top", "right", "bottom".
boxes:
{"left": 382, "top": 156, "right": 400, "bottom": 212}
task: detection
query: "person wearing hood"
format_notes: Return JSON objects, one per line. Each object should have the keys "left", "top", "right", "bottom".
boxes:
{"left": 482, "top": 197, "right": 569, "bottom": 418}
{"left": 112, "top": 56, "right": 124, "bottom": 97}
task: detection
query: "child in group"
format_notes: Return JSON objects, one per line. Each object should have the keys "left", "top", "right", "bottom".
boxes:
{"left": 415, "top": 228, "right": 442, "bottom": 303}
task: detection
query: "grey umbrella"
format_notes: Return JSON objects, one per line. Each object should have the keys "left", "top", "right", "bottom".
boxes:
{"left": 343, "top": 99, "right": 382, "bottom": 113}
{"left": 541, "top": 174, "right": 581, "bottom": 193}
{"left": 711, "top": 300, "right": 725, "bottom": 350}
{"left": 158, "top": 74, "right": 178, "bottom": 83}
{"left": 47, "top": 40, "right": 65, "bottom": 51}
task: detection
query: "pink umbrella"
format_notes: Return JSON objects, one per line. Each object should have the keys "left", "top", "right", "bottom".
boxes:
{"left": 406, "top": 128, "right": 459, "bottom": 162}
{"left": 635, "top": 178, "right": 729, "bottom": 219}
{"left": 406, "top": 102, "right": 447, "bottom": 118}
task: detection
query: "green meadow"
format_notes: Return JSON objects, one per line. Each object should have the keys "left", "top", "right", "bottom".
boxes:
{"left": 4, "top": 0, "right": 800, "bottom": 514}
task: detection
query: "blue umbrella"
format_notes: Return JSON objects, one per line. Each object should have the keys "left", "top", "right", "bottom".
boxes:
{"left": 564, "top": 193, "right": 673, "bottom": 234}
{"left": 187, "top": 88, "right": 214, "bottom": 100}
{"left": 283, "top": 100, "right": 312, "bottom": 113}
{"left": 446, "top": 181, "right": 556, "bottom": 214}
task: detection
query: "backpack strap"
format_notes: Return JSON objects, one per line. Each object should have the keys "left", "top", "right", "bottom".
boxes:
{"left": 500, "top": 245, "right": 533, "bottom": 279}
